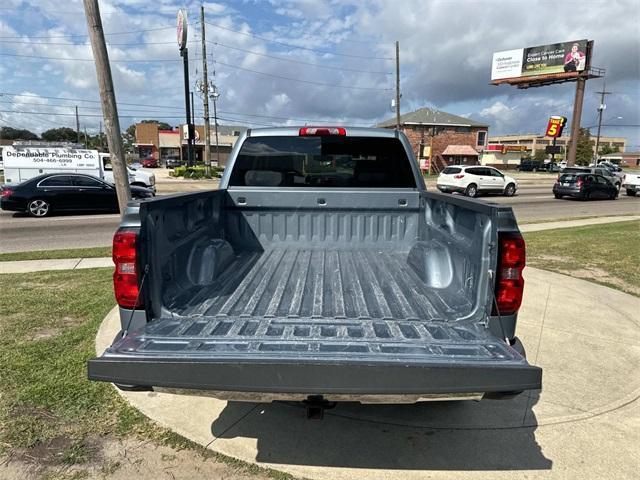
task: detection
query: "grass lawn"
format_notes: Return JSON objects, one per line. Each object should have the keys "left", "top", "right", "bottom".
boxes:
{"left": 0, "top": 268, "right": 297, "bottom": 480}
{"left": 524, "top": 220, "right": 640, "bottom": 296}
{"left": 0, "top": 246, "right": 112, "bottom": 262}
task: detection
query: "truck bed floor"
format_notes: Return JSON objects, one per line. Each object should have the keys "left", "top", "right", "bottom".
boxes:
{"left": 170, "top": 248, "right": 466, "bottom": 321}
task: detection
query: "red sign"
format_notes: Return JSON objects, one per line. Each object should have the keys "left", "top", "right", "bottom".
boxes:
{"left": 177, "top": 9, "right": 188, "bottom": 50}
{"left": 545, "top": 116, "right": 567, "bottom": 138}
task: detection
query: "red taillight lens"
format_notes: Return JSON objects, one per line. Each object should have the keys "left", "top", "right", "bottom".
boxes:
{"left": 453, "top": 174, "right": 465, "bottom": 179}
{"left": 113, "top": 229, "right": 142, "bottom": 309}
{"left": 1, "top": 189, "right": 13, "bottom": 198}
{"left": 299, "top": 127, "right": 346, "bottom": 136}
{"left": 493, "top": 232, "right": 525, "bottom": 316}
{"left": 576, "top": 178, "right": 583, "bottom": 188}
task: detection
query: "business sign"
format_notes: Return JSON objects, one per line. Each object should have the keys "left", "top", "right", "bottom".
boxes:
{"left": 545, "top": 116, "right": 567, "bottom": 138}
{"left": 177, "top": 9, "right": 187, "bottom": 50}
{"left": 491, "top": 40, "right": 588, "bottom": 81}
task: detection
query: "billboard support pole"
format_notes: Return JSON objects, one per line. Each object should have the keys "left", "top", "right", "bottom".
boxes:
{"left": 566, "top": 76, "right": 586, "bottom": 166}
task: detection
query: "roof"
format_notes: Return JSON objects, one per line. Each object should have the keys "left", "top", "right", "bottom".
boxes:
{"left": 442, "top": 145, "right": 479, "bottom": 156}
{"left": 377, "top": 107, "right": 488, "bottom": 128}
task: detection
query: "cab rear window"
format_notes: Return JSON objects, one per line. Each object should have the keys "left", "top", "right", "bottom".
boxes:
{"left": 230, "top": 136, "right": 416, "bottom": 188}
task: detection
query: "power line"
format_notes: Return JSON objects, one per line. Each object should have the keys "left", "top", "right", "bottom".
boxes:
{"left": 203, "top": 20, "right": 392, "bottom": 60}
{"left": 0, "top": 24, "right": 180, "bottom": 39}
{"left": 209, "top": 41, "right": 391, "bottom": 75}
{"left": 214, "top": 60, "right": 392, "bottom": 91}
{"left": 0, "top": 53, "right": 391, "bottom": 91}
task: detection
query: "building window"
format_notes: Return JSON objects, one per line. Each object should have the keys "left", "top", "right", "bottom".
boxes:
{"left": 477, "top": 131, "right": 487, "bottom": 147}
{"left": 455, "top": 126, "right": 471, "bottom": 133}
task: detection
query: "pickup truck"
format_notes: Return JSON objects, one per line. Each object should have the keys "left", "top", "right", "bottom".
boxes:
{"left": 89, "top": 127, "right": 541, "bottom": 406}
{"left": 622, "top": 172, "right": 640, "bottom": 196}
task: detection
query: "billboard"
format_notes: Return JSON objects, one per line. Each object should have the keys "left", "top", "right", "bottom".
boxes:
{"left": 491, "top": 40, "right": 588, "bottom": 81}
{"left": 545, "top": 116, "right": 567, "bottom": 138}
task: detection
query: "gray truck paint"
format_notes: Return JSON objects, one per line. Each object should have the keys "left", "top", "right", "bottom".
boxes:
{"left": 89, "top": 128, "right": 541, "bottom": 400}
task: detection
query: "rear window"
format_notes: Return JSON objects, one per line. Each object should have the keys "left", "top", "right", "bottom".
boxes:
{"left": 229, "top": 136, "right": 416, "bottom": 188}
{"left": 442, "top": 167, "right": 461, "bottom": 174}
{"left": 559, "top": 174, "right": 581, "bottom": 183}
{"left": 562, "top": 167, "right": 587, "bottom": 174}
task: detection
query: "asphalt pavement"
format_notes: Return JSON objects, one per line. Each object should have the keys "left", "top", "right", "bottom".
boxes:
{"left": 1, "top": 177, "right": 638, "bottom": 253}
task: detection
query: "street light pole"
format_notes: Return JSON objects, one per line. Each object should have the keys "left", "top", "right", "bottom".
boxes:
{"left": 210, "top": 85, "right": 220, "bottom": 166}
{"left": 594, "top": 79, "right": 612, "bottom": 162}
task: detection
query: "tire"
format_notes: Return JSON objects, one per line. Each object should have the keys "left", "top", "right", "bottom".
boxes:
{"left": 27, "top": 199, "right": 51, "bottom": 217}
{"left": 504, "top": 183, "right": 516, "bottom": 197}
{"left": 626, "top": 189, "right": 636, "bottom": 197}
{"left": 554, "top": 193, "right": 562, "bottom": 199}
{"left": 465, "top": 183, "right": 478, "bottom": 198}
{"left": 610, "top": 191, "right": 618, "bottom": 200}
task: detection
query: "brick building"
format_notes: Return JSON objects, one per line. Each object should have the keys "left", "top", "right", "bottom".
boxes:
{"left": 133, "top": 122, "right": 247, "bottom": 166}
{"left": 377, "top": 107, "right": 489, "bottom": 171}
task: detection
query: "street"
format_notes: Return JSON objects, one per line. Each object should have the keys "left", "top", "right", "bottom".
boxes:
{"left": 1, "top": 178, "right": 638, "bottom": 253}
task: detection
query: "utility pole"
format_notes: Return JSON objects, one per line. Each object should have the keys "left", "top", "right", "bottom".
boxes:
{"left": 395, "top": 40, "right": 400, "bottom": 130}
{"left": 200, "top": 5, "right": 211, "bottom": 176}
{"left": 594, "top": 79, "right": 612, "bottom": 162}
{"left": 75, "top": 105, "right": 80, "bottom": 144}
{"left": 566, "top": 76, "right": 586, "bottom": 166}
{"left": 84, "top": 126, "right": 88, "bottom": 148}
{"left": 99, "top": 121, "right": 104, "bottom": 150}
{"left": 83, "top": 0, "right": 131, "bottom": 214}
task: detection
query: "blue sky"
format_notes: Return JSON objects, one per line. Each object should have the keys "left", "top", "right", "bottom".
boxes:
{"left": 0, "top": 0, "right": 638, "bottom": 149}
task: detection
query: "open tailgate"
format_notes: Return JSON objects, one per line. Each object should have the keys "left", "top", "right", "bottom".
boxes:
{"left": 89, "top": 317, "right": 541, "bottom": 395}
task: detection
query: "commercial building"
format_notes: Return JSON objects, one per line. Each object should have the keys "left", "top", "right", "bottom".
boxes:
{"left": 600, "top": 151, "right": 640, "bottom": 167}
{"left": 378, "top": 108, "right": 488, "bottom": 171}
{"left": 133, "top": 122, "right": 247, "bottom": 166}
{"left": 480, "top": 145, "right": 529, "bottom": 169}
{"left": 488, "top": 134, "right": 626, "bottom": 156}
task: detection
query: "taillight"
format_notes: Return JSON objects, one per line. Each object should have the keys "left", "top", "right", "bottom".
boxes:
{"left": 113, "top": 228, "right": 142, "bottom": 309}
{"left": 453, "top": 174, "right": 465, "bottom": 179}
{"left": 299, "top": 127, "right": 346, "bottom": 136}
{"left": 493, "top": 232, "right": 525, "bottom": 316}
{"left": 1, "top": 188, "right": 13, "bottom": 198}
{"left": 576, "top": 178, "right": 583, "bottom": 188}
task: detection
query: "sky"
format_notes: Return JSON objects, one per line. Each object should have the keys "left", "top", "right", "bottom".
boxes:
{"left": 0, "top": 0, "right": 638, "bottom": 148}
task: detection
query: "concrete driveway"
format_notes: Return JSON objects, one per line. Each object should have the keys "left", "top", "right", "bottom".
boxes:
{"left": 95, "top": 268, "right": 640, "bottom": 480}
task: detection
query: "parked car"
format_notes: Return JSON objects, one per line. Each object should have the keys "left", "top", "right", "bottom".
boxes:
{"left": 0, "top": 173, "right": 154, "bottom": 217}
{"left": 553, "top": 172, "right": 618, "bottom": 200}
{"left": 165, "top": 156, "right": 182, "bottom": 168}
{"left": 140, "top": 157, "right": 159, "bottom": 168}
{"left": 560, "top": 166, "right": 621, "bottom": 190}
{"left": 88, "top": 127, "right": 541, "bottom": 406}
{"left": 437, "top": 165, "right": 517, "bottom": 197}
{"left": 517, "top": 160, "right": 544, "bottom": 172}
{"left": 621, "top": 172, "right": 640, "bottom": 196}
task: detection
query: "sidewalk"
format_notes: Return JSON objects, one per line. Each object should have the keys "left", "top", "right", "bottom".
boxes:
{"left": 0, "top": 215, "right": 638, "bottom": 274}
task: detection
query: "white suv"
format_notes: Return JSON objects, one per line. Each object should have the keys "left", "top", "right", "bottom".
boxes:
{"left": 436, "top": 166, "right": 517, "bottom": 197}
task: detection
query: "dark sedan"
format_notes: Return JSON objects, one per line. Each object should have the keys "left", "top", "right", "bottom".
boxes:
{"left": 553, "top": 172, "right": 618, "bottom": 200}
{"left": 0, "top": 173, "right": 154, "bottom": 217}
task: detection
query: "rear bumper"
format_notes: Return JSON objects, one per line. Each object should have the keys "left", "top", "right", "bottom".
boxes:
{"left": 0, "top": 198, "right": 24, "bottom": 212}
{"left": 88, "top": 355, "right": 542, "bottom": 397}
{"left": 553, "top": 185, "right": 582, "bottom": 197}
{"left": 436, "top": 184, "right": 465, "bottom": 193}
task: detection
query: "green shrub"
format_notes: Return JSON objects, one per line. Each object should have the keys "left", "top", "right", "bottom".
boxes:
{"left": 169, "top": 165, "right": 224, "bottom": 179}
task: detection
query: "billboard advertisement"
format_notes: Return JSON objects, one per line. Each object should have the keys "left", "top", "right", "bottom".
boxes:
{"left": 491, "top": 40, "right": 588, "bottom": 81}
{"left": 545, "top": 116, "right": 567, "bottom": 138}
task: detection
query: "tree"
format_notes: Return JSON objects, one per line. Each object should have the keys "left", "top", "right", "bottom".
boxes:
{"left": 41, "top": 127, "right": 78, "bottom": 143}
{"left": 0, "top": 126, "right": 39, "bottom": 141}
{"left": 598, "top": 144, "right": 620, "bottom": 156}
{"left": 533, "top": 149, "right": 547, "bottom": 162}
{"left": 574, "top": 128, "right": 593, "bottom": 166}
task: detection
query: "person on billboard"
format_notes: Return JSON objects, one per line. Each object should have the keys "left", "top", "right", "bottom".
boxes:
{"left": 564, "top": 43, "right": 585, "bottom": 72}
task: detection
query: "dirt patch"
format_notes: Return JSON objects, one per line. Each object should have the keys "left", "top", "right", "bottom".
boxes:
{"left": 27, "top": 317, "right": 82, "bottom": 340}
{"left": 2, "top": 436, "right": 288, "bottom": 480}
{"left": 554, "top": 267, "right": 640, "bottom": 296}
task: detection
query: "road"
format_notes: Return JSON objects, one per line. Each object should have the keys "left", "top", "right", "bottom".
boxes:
{"left": 1, "top": 181, "right": 638, "bottom": 253}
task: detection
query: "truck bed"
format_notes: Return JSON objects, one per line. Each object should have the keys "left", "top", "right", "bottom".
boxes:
{"left": 168, "top": 248, "right": 466, "bottom": 321}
